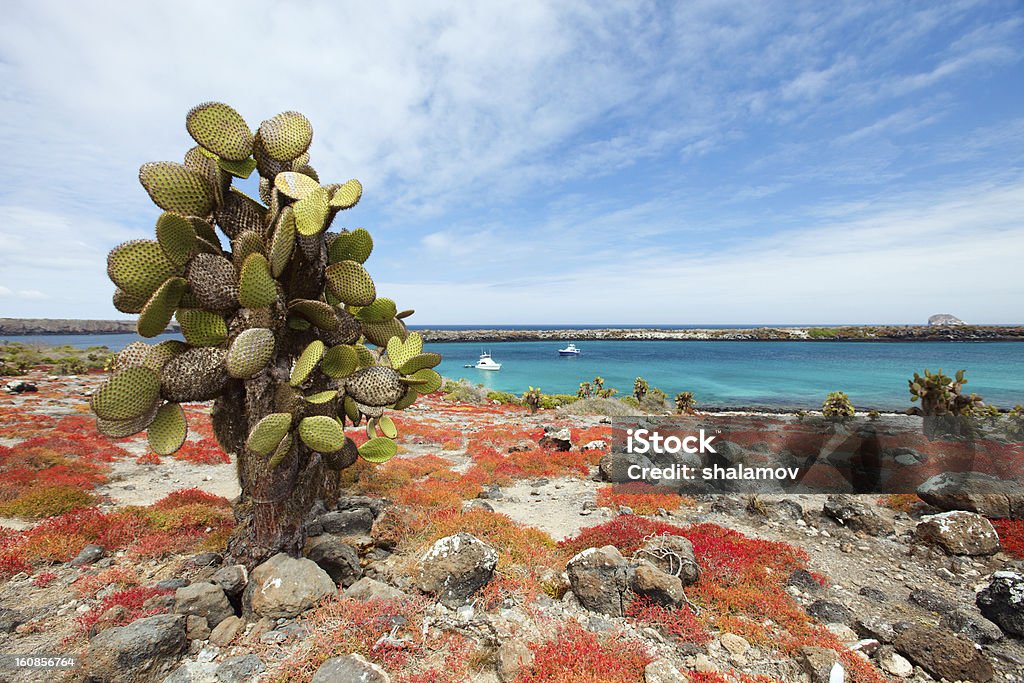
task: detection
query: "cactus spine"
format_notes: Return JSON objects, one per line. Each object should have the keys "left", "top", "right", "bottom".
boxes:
{"left": 91, "top": 103, "right": 442, "bottom": 566}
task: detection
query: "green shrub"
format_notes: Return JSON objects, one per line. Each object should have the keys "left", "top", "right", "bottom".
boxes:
{"left": 822, "top": 391, "right": 855, "bottom": 419}
{"left": 674, "top": 391, "right": 697, "bottom": 414}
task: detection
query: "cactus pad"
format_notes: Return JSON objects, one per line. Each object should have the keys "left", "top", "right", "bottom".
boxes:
{"left": 345, "top": 366, "right": 404, "bottom": 407}
{"left": 398, "top": 352, "right": 442, "bottom": 375}
{"left": 259, "top": 112, "right": 313, "bottom": 162}
{"left": 290, "top": 340, "right": 325, "bottom": 386}
{"left": 355, "top": 298, "right": 397, "bottom": 324}
{"left": 156, "top": 212, "right": 197, "bottom": 266}
{"left": 294, "top": 186, "right": 329, "bottom": 236}
{"left": 392, "top": 388, "right": 417, "bottom": 410}
{"left": 218, "top": 156, "right": 258, "bottom": 179}
{"left": 269, "top": 207, "right": 296, "bottom": 277}
{"left": 92, "top": 366, "right": 161, "bottom": 421}
{"left": 408, "top": 368, "right": 442, "bottom": 395}
{"left": 328, "top": 228, "right": 373, "bottom": 264}
{"left": 112, "top": 341, "right": 152, "bottom": 372}
{"left": 320, "top": 308, "right": 362, "bottom": 345}
{"left": 322, "top": 344, "right": 359, "bottom": 379}
{"left": 161, "top": 347, "right": 228, "bottom": 403}
{"left": 274, "top": 171, "right": 320, "bottom": 200}
{"left": 137, "top": 276, "right": 188, "bottom": 338}
{"left": 144, "top": 340, "right": 187, "bottom": 372}
{"left": 185, "top": 253, "right": 239, "bottom": 313}
{"left": 304, "top": 390, "right": 338, "bottom": 404}
{"left": 176, "top": 308, "right": 228, "bottom": 346}
{"left": 376, "top": 415, "right": 398, "bottom": 438}
{"left": 288, "top": 299, "right": 338, "bottom": 330}
{"left": 226, "top": 328, "right": 275, "bottom": 378}
{"left": 231, "top": 230, "right": 266, "bottom": 271}
{"left": 113, "top": 288, "right": 147, "bottom": 314}
{"left": 108, "top": 240, "right": 179, "bottom": 300}
{"left": 189, "top": 217, "right": 222, "bottom": 251}
{"left": 148, "top": 402, "right": 188, "bottom": 455}
{"left": 246, "top": 412, "right": 293, "bottom": 456}
{"left": 358, "top": 436, "right": 397, "bottom": 464}
{"left": 363, "top": 317, "right": 407, "bottom": 347}
{"left": 297, "top": 415, "right": 345, "bottom": 453}
{"left": 186, "top": 102, "right": 253, "bottom": 161}
{"left": 325, "top": 260, "right": 376, "bottom": 306}
{"left": 328, "top": 179, "right": 362, "bottom": 210}
{"left": 96, "top": 402, "right": 160, "bottom": 439}
{"left": 139, "top": 161, "right": 214, "bottom": 216}
{"left": 238, "top": 253, "right": 277, "bottom": 308}
{"left": 216, "top": 188, "right": 267, "bottom": 239}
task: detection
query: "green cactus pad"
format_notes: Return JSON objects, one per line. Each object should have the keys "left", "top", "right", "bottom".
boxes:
{"left": 342, "top": 396, "right": 360, "bottom": 425}
{"left": 182, "top": 146, "right": 224, "bottom": 203}
{"left": 147, "top": 402, "right": 188, "bottom": 456}
{"left": 398, "top": 352, "right": 443, "bottom": 375}
{"left": 253, "top": 133, "right": 290, "bottom": 180}
{"left": 112, "top": 341, "right": 152, "bottom": 371}
{"left": 298, "top": 415, "right": 345, "bottom": 453}
{"left": 176, "top": 308, "right": 228, "bottom": 347}
{"left": 259, "top": 112, "right": 313, "bottom": 162}
{"left": 156, "top": 212, "right": 197, "bottom": 266}
{"left": 137, "top": 277, "right": 188, "bottom": 338}
{"left": 189, "top": 217, "right": 222, "bottom": 251}
{"left": 322, "top": 344, "right": 359, "bottom": 379}
{"left": 358, "top": 437, "right": 397, "bottom": 464}
{"left": 385, "top": 329, "right": 419, "bottom": 368}
{"left": 217, "top": 156, "right": 257, "bottom": 179}
{"left": 268, "top": 432, "right": 293, "bottom": 469}
{"left": 216, "top": 188, "right": 267, "bottom": 239}
{"left": 328, "top": 179, "right": 363, "bottom": 210}
{"left": 160, "top": 347, "right": 228, "bottom": 403}
{"left": 184, "top": 253, "right": 239, "bottom": 313}
{"left": 226, "top": 328, "right": 275, "bottom": 378}
{"left": 290, "top": 340, "right": 326, "bottom": 386}
{"left": 304, "top": 390, "right": 338, "bottom": 404}
{"left": 376, "top": 415, "right": 398, "bottom": 439}
{"left": 294, "top": 186, "right": 329, "bottom": 236}
{"left": 322, "top": 437, "right": 358, "bottom": 471}
{"left": 144, "top": 340, "right": 187, "bottom": 372}
{"left": 288, "top": 299, "right": 338, "bottom": 330}
{"left": 396, "top": 309, "right": 415, "bottom": 320}
{"left": 328, "top": 228, "right": 373, "bottom": 264}
{"left": 325, "top": 260, "right": 376, "bottom": 306}
{"left": 320, "top": 309, "right": 362, "bottom": 345}
{"left": 269, "top": 207, "right": 296, "bottom": 277}
{"left": 113, "top": 288, "right": 147, "bottom": 314}
{"left": 273, "top": 171, "right": 319, "bottom": 200}
{"left": 345, "top": 366, "right": 405, "bottom": 407}
{"left": 186, "top": 102, "right": 254, "bottom": 161}
{"left": 287, "top": 316, "right": 312, "bottom": 331}
{"left": 96, "top": 402, "right": 160, "bottom": 439}
{"left": 231, "top": 230, "right": 266, "bottom": 271}
{"left": 392, "top": 388, "right": 417, "bottom": 410}
{"left": 362, "top": 317, "right": 407, "bottom": 347}
{"left": 246, "top": 412, "right": 293, "bottom": 456}
{"left": 355, "top": 297, "right": 397, "bottom": 324}
{"left": 108, "top": 240, "right": 179, "bottom": 300}
{"left": 292, "top": 151, "right": 311, "bottom": 169}
{"left": 194, "top": 237, "right": 221, "bottom": 255}
{"left": 238, "top": 253, "right": 277, "bottom": 308}
{"left": 408, "top": 368, "right": 442, "bottom": 395}
{"left": 139, "top": 161, "right": 214, "bottom": 216}
{"left": 353, "top": 344, "right": 375, "bottom": 368}
{"left": 92, "top": 366, "right": 161, "bottom": 421}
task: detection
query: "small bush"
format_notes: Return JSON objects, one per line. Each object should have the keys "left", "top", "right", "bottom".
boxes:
{"left": 821, "top": 391, "right": 854, "bottom": 419}
{"left": 557, "top": 397, "right": 635, "bottom": 417}
{"left": 442, "top": 379, "right": 490, "bottom": 404}
{"left": 0, "top": 485, "right": 96, "bottom": 518}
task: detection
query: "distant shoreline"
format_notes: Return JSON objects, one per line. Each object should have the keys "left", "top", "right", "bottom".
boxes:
{"left": 1, "top": 318, "right": 1022, "bottom": 342}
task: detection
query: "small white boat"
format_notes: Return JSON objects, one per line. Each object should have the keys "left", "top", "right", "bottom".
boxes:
{"left": 470, "top": 352, "right": 502, "bottom": 370}
{"left": 558, "top": 343, "right": 581, "bottom": 356}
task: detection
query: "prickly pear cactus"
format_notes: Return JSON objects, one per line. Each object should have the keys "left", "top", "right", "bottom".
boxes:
{"left": 92, "top": 103, "right": 442, "bottom": 563}
{"left": 821, "top": 390, "right": 855, "bottom": 419}
{"left": 632, "top": 377, "right": 649, "bottom": 403}
{"left": 522, "top": 386, "right": 542, "bottom": 414}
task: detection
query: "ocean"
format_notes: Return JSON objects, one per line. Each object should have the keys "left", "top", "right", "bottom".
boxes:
{"left": 3, "top": 332, "right": 1022, "bottom": 410}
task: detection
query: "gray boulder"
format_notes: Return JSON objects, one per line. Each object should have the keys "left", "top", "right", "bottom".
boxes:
{"left": 174, "top": 582, "right": 234, "bottom": 629}
{"left": 976, "top": 571, "right": 1024, "bottom": 638}
{"left": 915, "top": 510, "right": 1000, "bottom": 555}
{"left": 565, "top": 546, "right": 630, "bottom": 616}
{"left": 311, "top": 653, "right": 389, "bottom": 682}
{"left": 635, "top": 534, "right": 699, "bottom": 585}
{"left": 83, "top": 614, "right": 187, "bottom": 683}
{"left": 417, "top": 533, "right": 497, "bottom": 608}
{"left": 305, "top": 535, "right": 363, "bottom": 587}
{"left": 917, "top": 472, "right": 1024, "bottom": 519}
{"left": 894, "top": 624, "right": 993, "bottom": 682}
{"left": 345, "top": 577, "right": 408, "bottom": 601}
{"left": 319, "top": 508, "right": 375, "bottom": 536}
{"left": 211, "top": 564, "right": 248, "bottom": 599}
{"left": 822, "top": 494, "right": 893, "bottom": 536}
{"left": 214, "top": 654, "right": 265, "bottom": 683}
{"left": 539, "top": 427, "right": 572, "bottom": 451}
{"left": 248, "top": 553, "right": 336, "bottom": 618}
{"left": 598, "top": 452, "right": 654, "bottom": 483}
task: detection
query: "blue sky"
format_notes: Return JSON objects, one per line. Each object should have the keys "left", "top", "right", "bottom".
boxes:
{"left": 1, "top": 1, "right": 1022, "bottom": 325}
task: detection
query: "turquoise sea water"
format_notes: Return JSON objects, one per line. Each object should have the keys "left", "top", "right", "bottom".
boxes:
{"left": 4, "top": 334, "right": 1022, "bottom": 409}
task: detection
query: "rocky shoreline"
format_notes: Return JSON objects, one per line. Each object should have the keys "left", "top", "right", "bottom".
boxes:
{"left": 2, "top": 319, "right": 1021, "bottom": 342}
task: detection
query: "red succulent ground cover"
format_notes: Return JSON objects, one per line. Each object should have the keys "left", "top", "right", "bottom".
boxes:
{"left": 516, "top": 622, "right": 654, "bottom": 683}
{"left": 992, "top": 519, "right": 1024, "bottom": 559}
{"left": 595, "top": 483, "right": 691, "bottom": 515}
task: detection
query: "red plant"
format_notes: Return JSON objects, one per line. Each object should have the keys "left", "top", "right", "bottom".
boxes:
{"left": 172, "top": 438, "right": 230, "bottom": 464}
{"left": 517, "top": 622, "right": 653, "bottom": 683}
{"left": 153, "top": 488, "right": 231, "bottom": 510}
{"left": 76, "top": 585, "right": 171, "bottom": 636}
{"left": 626, "top": 598, "right": 709, "bottom": 644}
{"left": 595, "top": 483, "right": 689, "bottom": 515}
{"left": 32, "top": 571, "right": 58, "bottom": 587}
{"left": 993, "top": 519, "right": 1024, "bottom": 559}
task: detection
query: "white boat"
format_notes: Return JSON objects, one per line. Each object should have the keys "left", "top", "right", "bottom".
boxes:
{"left": 558, "top": 343, "right": 581, "bottom": 356}
{"left": 472, "top": 352, "right": 502, "bottom": 370}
